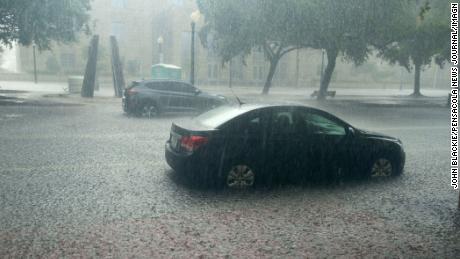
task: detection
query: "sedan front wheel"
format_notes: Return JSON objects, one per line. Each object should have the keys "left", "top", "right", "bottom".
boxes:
{"left": 369, "top": 158, "right": 393, "bottom": 177}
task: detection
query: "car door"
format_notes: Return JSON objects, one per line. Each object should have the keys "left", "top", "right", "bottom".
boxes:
{"left": 145, "top": 82, "right": 171, "bottom": 109}
{"left": 265, "top": 107, "right": 304, "bottom": 183}
{"left": 295, "top": 108, "right": 350, "bottom": 181}
{"left": 177, "top": 82, "right": 197, "bottom": 111}
{"left": 165, "top": 82, "right": 195, "bottom": 111}
{"left": 221, "top": 109, "right": 269, "bottom": 178}
{"left": 149, "top": 82, "right": 183, "bottom": 111}
{"left": 160, "top": 82, "right": 182, "bottom": 111}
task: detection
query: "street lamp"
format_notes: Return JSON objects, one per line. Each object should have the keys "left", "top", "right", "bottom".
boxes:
{"left": 32, "top": 43, "right": 37, "bottom": 84}
{"left": 319, "top": 49, "right": 325, "bottom": 87}
{"left": 190, "top": 10, "right": 201, "bottom": 86}
{"left": 157, "top": 36, "right": 164, "bottom": 63}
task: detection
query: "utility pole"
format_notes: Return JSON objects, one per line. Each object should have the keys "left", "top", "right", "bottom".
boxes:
{"left": 320, "top": 49, "right": 325, "bottom": 87}
{"left": 295, "top": 49, "right": 299, "bottom": 88}
{"left": 229, "top": 59, "right": 233, "bottom": 88}
{"left": 190, "top": 21, "right": 196, "bottom": 86}
{"left": 32, "top": 44, "right": 37, "bottom": 84}
{"left": 157, "top": 36, "right": 164, "bottom": 63}
{"left": 400, "top": 68, "right": 404, "bottom": 91}
{"left": 190, "top": 10, "right": 201, "bottom": 86}
{"left": 432, "top": 66, "right": 439, "bottom": 89}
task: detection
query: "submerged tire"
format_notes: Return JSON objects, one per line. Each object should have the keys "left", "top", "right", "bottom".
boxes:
{"left": 368, "top": 157, "right": 394, "bottom": 178}
{"left": 225, "top": 164, "right": 255, "bottom": 189}
{"left": 138, "top": 102, "right": 160, "bottom": 118}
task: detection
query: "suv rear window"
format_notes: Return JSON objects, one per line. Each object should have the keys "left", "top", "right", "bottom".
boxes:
{"left": 129, "top": 81, "right": 140, "bottom": 88}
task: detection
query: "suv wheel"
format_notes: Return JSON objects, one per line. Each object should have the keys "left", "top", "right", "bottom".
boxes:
{"left": 140, "top": 104, "right": 159, "bottom": 118}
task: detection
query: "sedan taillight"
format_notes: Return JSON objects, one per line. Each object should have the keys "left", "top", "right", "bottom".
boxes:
{"left": 180, "top": 135, "right": 208, "bottom": 152}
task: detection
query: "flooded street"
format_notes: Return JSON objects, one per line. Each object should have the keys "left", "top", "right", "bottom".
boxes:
{"left": 0, "top": 96, "right": 458, "bottom": 257}
{"left": 0, "top": 0, "right": 457, "bottom": 257}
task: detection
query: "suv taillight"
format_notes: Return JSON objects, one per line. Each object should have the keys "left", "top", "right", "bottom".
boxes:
{"left": 180, "top": 135, "right": 208, "bottom": 152}
{"left": 126, "top": 88, "right": 138, "bottom": 96}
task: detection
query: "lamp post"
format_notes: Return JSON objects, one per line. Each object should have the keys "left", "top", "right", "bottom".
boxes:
{"left": 32, "top": 43, "right": 37, "bottom": 84}
{"left": 157, "top": 36, "right": 164, "bottom": 63}
{"left": 190, "top": 10, "right": 201, "bottom": 86}
{"left": 229, "top": 58, "right": 233, "bottom": 88}
{"left": 319, "top": 49, "right": 325, "bottom": 87}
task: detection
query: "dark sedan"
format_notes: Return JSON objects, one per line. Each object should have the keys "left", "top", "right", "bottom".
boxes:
{"left": 122, "top": 80, "right": 227, "bottom": 116}
{"left": 165, "top": 104, "right": 405, "bottom": 188}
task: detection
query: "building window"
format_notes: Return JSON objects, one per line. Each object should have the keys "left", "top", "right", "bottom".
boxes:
{"left": 126, "top": 60, "right": 140, "bottom": 76}
{"left": 252, "top": 47, "right": 264, "bottom": 64}
{"left": 111, "top": 22, "right": 124, "bottom": 40}
{"left": 112, "top": 0, "right": 126, "bottom": 8}
{"left": 207, "top": 47, "right": 219, "bottom": 80}
{"left": 252, "top": 48, "right": 265, "bottom": 81}
{"left": 171, "top": 0, "right": 184, "bottom": 6}
{"left": 253, "top": 66, "right": 264, "bottom": 81}
{"left": 274, "top": 57, "right": 287, "bottom": 80}
{"left": 208, "top": 63, "right": 219, "bottom": 79}
{"left": 230, "top": 56, "right": 244, "bottom": 81}
{"left": 60, "top": 53, "right": 75, "bottom": 70}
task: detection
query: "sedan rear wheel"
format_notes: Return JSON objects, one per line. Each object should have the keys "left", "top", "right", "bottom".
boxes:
{"left": 226, "top": 165, "right": 255, "bottom": 189}
{"left": 370, "top": 158, "right": 393, "bottom": 177}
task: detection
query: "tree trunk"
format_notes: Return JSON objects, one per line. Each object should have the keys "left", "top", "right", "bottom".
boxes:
{"left": 81, "top": 35, "right": 99, "bottom": 98}
{"left": 317, "top": 49, "right": 338, "bottom": 100}
{"left": 262, "top": 57, "right": 280, "bottom": 95}
{"left": 412, "top": 62, "right": 422, "bottom": 97}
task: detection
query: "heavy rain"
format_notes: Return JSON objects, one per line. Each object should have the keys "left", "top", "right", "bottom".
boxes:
{"left": 0, "top": 0, "right": 459, "bottom": 257}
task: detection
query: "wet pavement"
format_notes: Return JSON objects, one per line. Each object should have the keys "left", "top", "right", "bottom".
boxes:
{"left": 0, "top": 91, "right": 459, "bottom": 257}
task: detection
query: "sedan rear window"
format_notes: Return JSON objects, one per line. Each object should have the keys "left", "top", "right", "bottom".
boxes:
{"left": 195, "top": 106, "right": 251, "bottom": 128}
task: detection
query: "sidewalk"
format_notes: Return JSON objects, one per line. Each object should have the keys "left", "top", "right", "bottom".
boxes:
{"left": 0, "top": 80, "right": 118, "bottom": 106}
{"left": 0, "top": 80, "right": 450, "bottom": 108}
{"left": 207, "top": 86, "right": 450, "bottom": 108}
{"left": 0, "top": 80, "right": 115, "bottom": 96}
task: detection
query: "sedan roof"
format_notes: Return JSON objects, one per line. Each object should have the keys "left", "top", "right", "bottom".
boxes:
{"left": 195, "top": 103, "right": 316, "bottom": 129}
{"left": 136, "top": 79, "right": 191, "bottom": 84}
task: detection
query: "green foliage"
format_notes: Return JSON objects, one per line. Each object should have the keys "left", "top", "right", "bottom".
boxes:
{"left": 0, "top": 0, "right": 91, "bottom": 50}
{"left": 301, "top": 0, "right": 411, "bottom": 64}
{"left": 294, "top": 0, "right": 405, "bottom": 98}
{"left": 377, "top": 0, "right": 450, "bottom": 71}
{"left": 198, "top": 0, "right": 449, "bottom": 96}
{"left": 198, "top": 0, "right": 309, "bottom": 93}
{"left": 375, "top": 0, "right": 450, "bottom": 95}
{"left": 198, "top": 0, "right": 303, "bottom": 63}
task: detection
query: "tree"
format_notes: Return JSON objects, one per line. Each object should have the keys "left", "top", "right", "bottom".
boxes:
{"left": 297, "top": 0, "right": 409, "bottom": 100}
{"left": 197, "top": 0, "right": 305, "bottom": 94}
{"left": 377, "top": 0, "right": 450, "bottom": 97}
{"left": 0, "top": 0, "right": 91, "bottom": 50}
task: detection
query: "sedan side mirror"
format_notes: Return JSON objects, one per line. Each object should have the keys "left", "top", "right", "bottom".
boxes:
{"left": 194, "top": 89, "right": 201, "bottom": 95}
{"left": 347, "top": 126, "right": 355, "bottom": 136}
